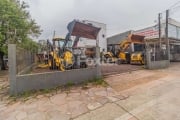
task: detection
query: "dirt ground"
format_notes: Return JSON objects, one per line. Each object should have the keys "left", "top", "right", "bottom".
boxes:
{"left": 31, "top": 63, "right": 143, "bottom": 75}
{"left": 101, "top": 64, "right": 143, "bottom": 76}
{"left": 0, "top": 71, "right": 8, "bottom": 101}
{"left": 105, "top": 70, "right": 168, "bottom": 92}
{"left": 31, "top": 67, "right": 59, "bottom": 74}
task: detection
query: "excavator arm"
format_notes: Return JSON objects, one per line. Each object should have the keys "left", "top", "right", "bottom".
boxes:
{"left": 119, "top": 40, "right": 131, "bottom": 52}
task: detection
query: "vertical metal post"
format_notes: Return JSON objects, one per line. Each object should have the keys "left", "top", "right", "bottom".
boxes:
{"left": 158, "top": 13, "right": 162, "bottom": 48}
{"left": 47, "top": 39, "right": 50, "bottom": 61}
{"left": 165, "top": 10, "right": 170, "bottom": 61}
{"left": 153, "top": 43, "right": 156, "bottom": 61}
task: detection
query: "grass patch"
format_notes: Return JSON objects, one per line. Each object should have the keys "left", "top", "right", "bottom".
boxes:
{"left": 88, "top": 77, "right": 108, "bottom": 87}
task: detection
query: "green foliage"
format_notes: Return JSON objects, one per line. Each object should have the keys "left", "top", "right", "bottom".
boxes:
{"left": 20, "top": 38, "right": 39, "bottom": 52}
{"left": 0, "top": 0, "right": 42, "bottom": 54}
{"left": 88, "top": 77, "right": 108, "bottom": 87}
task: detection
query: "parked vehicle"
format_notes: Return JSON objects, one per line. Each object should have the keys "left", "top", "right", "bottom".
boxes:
{"left": 118, "top": 34, "right": 145, "bottom": 64}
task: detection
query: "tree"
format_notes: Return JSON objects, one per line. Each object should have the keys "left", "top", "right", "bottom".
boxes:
{"left": 0, "top": 0, "right": 42, "bottom": 70}
{"left": 20, "top": 38, "right": 39, "bottom": 53}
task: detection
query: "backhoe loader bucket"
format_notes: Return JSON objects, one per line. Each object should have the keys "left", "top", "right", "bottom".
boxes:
{"left": 129, "top": 34, "right": 145, "bottom": 43}
{"left": 67, "top": 20, "right": 101, "bottom": 39}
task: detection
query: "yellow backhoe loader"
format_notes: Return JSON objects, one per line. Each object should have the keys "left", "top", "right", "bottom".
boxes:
{"left": 103, "top": 52, "right": 117, "bottom": 63}
{"left": 118, "top": 34, "right": 145, "bottom": 64}
{"left": 47, "top": 37, "right": 74, "bottom": 71}
{"left": 38, "top": 20, "right": 101, "bottom": 71}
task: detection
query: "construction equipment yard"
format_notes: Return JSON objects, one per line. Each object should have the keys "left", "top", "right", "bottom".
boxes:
{"left": 0, "top": 18, "right": 179, "bottom": 120}
{"left": 1, "top": 0, "right": 180, "bottom": 120}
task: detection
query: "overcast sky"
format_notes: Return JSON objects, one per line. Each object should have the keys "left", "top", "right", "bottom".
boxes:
{"left": 22, "top": 0, "right": 180, "bottom": 40}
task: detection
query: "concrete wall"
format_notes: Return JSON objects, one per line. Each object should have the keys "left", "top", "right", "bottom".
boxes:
{"left": 9, "top": 44, "right": 102, "bottom": 95}
{"left": 147, "top": 60, "right": 170, "bottom": 69}
{"left": 146, "top": 50, "right": 170, "bottom": 69}
{"left": 171, "top": 53, "right": 180, "bottom": 61}
{"left": 15, "top": 67, "right": 101, "bottom": 94}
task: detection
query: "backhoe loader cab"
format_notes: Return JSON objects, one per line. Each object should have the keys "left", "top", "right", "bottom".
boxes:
{"left": 52, "top": 37, "right": 72, "bottom": 56}
{"left": 47, "top": 37, "right": 74, "bottom": 71}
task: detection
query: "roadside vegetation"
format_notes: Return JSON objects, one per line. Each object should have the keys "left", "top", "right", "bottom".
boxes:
{"left": 0, "top": 0, "right": 41, "bottom": 70}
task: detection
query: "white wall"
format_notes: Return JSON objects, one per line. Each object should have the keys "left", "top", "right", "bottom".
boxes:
{"left": 77, "top": 20, "right": 107, "bottom": 52}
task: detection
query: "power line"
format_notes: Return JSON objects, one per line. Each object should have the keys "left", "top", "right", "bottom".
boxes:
{"left": 159, "top": 1, "right": 180, "bottom": 15}
{"left": 168, "top": 1, "right": 180, "bottom": 17}
{"left": 169, "top": 5, "right": 180, "bottom": 16}
{"left": 169, "top": 1, "right": 180, "bottom": 9}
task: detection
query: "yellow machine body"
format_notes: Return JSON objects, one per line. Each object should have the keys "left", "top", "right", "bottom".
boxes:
{"left": 104, "top": 52, "right": 117, "bottom": 63}
{"left": 118, "top": 52, "right": 126, "bottom": 61}
{"left": 131, "top": 52, "right": 144, "bottom": 64}
{"left": 48, "top": 47, "right": 74, "bottom": 71}
{"left": 118, "top": 34, "right": 145, "bottom": 64}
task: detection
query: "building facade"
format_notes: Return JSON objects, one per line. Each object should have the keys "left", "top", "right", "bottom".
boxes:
{"left": 107, "top": 31, "right": 133, "bottom": 56}
{"left": 134, "top": 18, "right": 180, "bottom": 61}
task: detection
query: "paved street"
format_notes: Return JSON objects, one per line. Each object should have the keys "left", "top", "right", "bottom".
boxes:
{"left": 0, "top": 63, "right": 180, "bottom": 120}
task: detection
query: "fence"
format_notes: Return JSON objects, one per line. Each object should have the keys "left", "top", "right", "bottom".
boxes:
{"left": 8, "top": 44, "right": 101, "bottom": 95}
{"left": 149, "top": 44, "right": 168, "bottom": 61}
{"left": 16, "top": 47, "right": 36, "bottom": 74}
{"left": 145, "top": 41, "right": 170, "bottom": 69}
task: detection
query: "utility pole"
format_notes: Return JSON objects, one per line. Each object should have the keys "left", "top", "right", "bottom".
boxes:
{"left": 158, "top": 13, "right": 162, "bottom": 48}
{"left": 165, "top": 9, "right": 170, "bottom": 61}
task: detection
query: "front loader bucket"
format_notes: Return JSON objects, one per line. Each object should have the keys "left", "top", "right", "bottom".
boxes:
{"left": 67, "top": 20, "right": 101, "bottom": 39}
{"left": 130, "top": 34, "right": 145, "bottom": 43}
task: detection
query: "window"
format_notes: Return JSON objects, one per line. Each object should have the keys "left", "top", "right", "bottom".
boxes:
{"left": 134, "top": 44, "right": 145, "bottom": 52}
{"left": 177, "top": 27, "right": 180, "bottom": 39}
{"left": 168, "top": 24, "right": 177, "bottom": 38}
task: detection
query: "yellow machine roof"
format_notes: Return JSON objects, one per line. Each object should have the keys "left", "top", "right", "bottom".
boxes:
{"left": 52, "top": 37, "right": 65, "bottom": 41}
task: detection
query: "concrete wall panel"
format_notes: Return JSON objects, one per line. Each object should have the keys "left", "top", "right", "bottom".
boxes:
{"left": 16, "top": 67, "right": 100, "bottom": 94}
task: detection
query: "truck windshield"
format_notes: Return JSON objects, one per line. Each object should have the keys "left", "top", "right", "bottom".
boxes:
{"left": 134, "top": 43, "right": 144, "bottom": 52}
{"left": 55, "top": 40, "right": 72, "bottom": 48}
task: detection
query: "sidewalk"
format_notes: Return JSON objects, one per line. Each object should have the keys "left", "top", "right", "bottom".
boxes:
{"left": 0, "top": 63, "right": 180, "bottom": 120}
